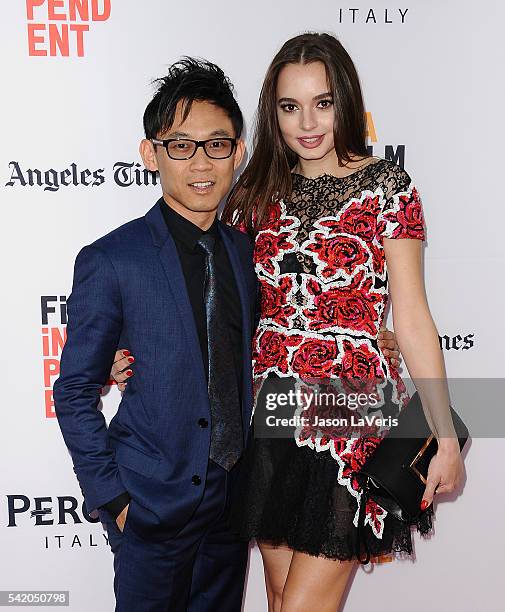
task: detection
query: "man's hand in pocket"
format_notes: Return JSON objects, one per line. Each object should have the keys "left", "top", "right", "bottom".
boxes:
{"left": 116, "top": 503, "right": 129, "bottom": 533}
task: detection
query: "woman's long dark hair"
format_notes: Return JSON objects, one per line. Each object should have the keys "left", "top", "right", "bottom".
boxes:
{"left": 222, "top": 32, "right": 368, "bottom": 233}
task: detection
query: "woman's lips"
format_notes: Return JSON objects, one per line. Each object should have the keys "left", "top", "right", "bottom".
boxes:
{"left": 296, "top": 134, "right": 325, "bottom": 149}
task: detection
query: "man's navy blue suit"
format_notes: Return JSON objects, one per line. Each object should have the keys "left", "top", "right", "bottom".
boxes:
{"left": 54, "top": 200, "right": 256, "bottom": 611}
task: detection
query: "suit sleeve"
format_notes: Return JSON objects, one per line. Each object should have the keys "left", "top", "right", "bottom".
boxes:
{"left": 53, "top": 244, "right": 128, "bottom": 513}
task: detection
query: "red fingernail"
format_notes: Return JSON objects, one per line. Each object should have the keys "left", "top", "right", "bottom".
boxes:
{"left": 126, "top": 370, "right": 133, "bottom": 377}
{"left": 127, "top": 357, "right": 134, "bottom": 363}
{"left": 420, "top": 499, "right": 429, "bottom": 511}
{"left": 123, "top": 350, "right": 131, "bottom": 357}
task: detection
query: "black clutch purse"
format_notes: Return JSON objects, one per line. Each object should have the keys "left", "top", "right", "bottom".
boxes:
{"left": 355, "top": 391, "right": 468, "bottom": 563}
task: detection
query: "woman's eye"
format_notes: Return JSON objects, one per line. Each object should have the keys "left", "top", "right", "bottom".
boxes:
{"left": 280, "top": 104, "right": 297, "bottom": 112}
{"left": 318, "top": 99, "right": 333, "bottom": 109}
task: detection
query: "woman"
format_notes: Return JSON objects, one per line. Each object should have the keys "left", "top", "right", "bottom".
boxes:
{"left": 114, "top": 33, "right": 463, "bottom": 611}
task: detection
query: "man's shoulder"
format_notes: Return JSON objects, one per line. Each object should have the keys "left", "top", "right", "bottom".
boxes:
{"left": 90, "top": 215, "right": 149, "bottom": 254}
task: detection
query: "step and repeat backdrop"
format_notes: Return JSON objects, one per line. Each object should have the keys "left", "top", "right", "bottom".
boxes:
{"left": 1, "top": 1, "right": 504, "bottom": 610}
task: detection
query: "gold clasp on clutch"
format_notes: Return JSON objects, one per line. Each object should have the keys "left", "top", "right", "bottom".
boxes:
{"left": 409, "top": 434, "right": 435, "bottom": 484}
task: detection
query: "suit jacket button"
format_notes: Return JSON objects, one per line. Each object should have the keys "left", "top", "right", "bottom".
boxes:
{"left": 192, "top": 475, "right": 201, "bottom": 486}
{"left": 198, "top": 418, "right": 209, "bottom": 428}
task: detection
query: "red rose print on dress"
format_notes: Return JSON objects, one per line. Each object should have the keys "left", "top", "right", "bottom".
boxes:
{"left": 295, "top": 379, "right": 351, "bottom": 448}
{"left": 257, "top": 201, "right": 299, "bottom": 234}
{"left": 332, "top": 437, "right": 348, "bottom": 456}
{"left": 253, "top": 329, "right": 302, "bottom": 376}
{"left": 254, "top": 231, "right": 296, "bottom": 276}
{"left": 364, "top": 497, "right": 387, "bottom": 537}
{"left": 303, "top": 271, "right": 382, "bottom": 335}
{"left": 304, "top": 233, "right": 370, "bottom": 279}
{"left": 389, "top": 366, "right": 410, "bottom": 408}
{"left": 369, "top": 241, "right": 385, "bottom": 277}
{"left": 259, "top": 277, "right": 297, "bottom": 327}
{"left": 339, "top": 339, "right": 385, "bottom": 402}
{"left": 291, "top": 338, "right": 341, "bottom": 378}
{"left": 382, "top": 186, "right": 425, "bottom": 239}
{"left": 340, "top": 339, "right": 385, "bottom": 379}
{"left": 319, "top": 194, "right": 382, "bottom": 242}
{"left": 338, "top": 436, "right": 381, "bottom": 492}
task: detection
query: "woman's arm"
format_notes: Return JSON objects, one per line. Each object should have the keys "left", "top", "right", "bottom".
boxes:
{"left": 384, "top": 237, "right": 463, "bottom": 507}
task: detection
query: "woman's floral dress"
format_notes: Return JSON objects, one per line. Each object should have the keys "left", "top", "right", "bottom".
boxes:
{"left": 231, "top": 158, "right": 432, "bottom": 560}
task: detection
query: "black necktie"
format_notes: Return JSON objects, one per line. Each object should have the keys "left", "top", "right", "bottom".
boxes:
{"left": 197, "top": 233, "right": 243, "bottom": 471}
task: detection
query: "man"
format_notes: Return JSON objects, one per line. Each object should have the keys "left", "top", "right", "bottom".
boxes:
{"left": 54, "top": 59, "right": 255, "bottom": 611}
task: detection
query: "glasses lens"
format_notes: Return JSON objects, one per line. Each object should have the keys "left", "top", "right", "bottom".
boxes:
{"left": 204, "top": 139, "right": 234, "bottom": 159}
{"left": 166, "top": 140, "right": 196, "bottom": 159}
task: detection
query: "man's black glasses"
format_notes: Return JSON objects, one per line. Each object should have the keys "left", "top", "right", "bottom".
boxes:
{"left": 151, "top": 137, "right": 237, "bottom": 160}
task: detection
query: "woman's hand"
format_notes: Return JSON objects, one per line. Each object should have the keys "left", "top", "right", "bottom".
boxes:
{"left": 421, "top": 438, "right": 464, "bottom": 510}
{"left": 111, "top": 349, "right": 134, "bottom": 392}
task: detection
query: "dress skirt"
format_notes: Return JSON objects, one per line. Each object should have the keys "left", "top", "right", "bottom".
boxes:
{"left": 230, "top": 433, "right": 433, "bottom": 561}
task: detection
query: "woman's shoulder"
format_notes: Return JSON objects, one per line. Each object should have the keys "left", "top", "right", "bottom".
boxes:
{"left": 366, "top": 157, "right": 416, "bottom": 197}
{"left": 367, "top": 156, "right": 411, "bottom": 180}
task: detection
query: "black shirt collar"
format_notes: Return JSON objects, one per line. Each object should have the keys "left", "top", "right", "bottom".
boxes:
{"left": 159, "top": 199, "right": 219, "bottom": 252}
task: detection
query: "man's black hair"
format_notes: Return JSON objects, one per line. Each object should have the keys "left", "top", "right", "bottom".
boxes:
{"left": 143, "top": 57, "right": 243, "bottom": 139}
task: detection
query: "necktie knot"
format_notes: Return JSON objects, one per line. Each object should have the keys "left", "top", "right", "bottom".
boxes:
{"left": 197, "top": 233, "right": 216, "bottom": 256}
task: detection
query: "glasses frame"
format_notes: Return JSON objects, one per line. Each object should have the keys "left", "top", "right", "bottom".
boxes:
{"left": 151, "top": 137, "right": 237, "bottom": 160}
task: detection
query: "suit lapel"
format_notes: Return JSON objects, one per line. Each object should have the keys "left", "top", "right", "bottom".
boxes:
{"left": 219, "top": 222, "right": 253, "bottom": 439}
{"left": 145, "top": 202, "right": 206, "bottom": 384}
{"left": 145, "top": 203, "right": 253, "bottom": 438}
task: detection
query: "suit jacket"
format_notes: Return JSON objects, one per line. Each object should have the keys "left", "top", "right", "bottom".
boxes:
{"left": 53, "top": 201, "right": 256, "bottom": 540}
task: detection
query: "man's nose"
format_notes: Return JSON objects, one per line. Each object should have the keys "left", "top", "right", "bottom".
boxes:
{"left": 189, "top": 145, "right": 213, "bottom": 170}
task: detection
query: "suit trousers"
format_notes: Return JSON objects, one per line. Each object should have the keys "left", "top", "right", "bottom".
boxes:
{"left": 99, "top": 459, "right": 249, "bottom": 612}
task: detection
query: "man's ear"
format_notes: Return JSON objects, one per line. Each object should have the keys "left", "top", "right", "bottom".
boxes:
{"left": 139, "top": 139, "right": 159, "bottom": 172}
{"left": 233, "top": 139, "right": 246, "bottom": 171}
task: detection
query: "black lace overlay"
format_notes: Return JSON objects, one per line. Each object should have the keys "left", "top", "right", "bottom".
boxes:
{"left": 287, "top": 158, "right": 412, "bottom": 245}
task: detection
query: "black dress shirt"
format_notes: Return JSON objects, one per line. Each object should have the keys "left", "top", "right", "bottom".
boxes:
{"left": 160, "top": 201, "right": 243, "bottom": 388}
{"left": 103, "top": 200, "right": 243, "bottom": 519}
